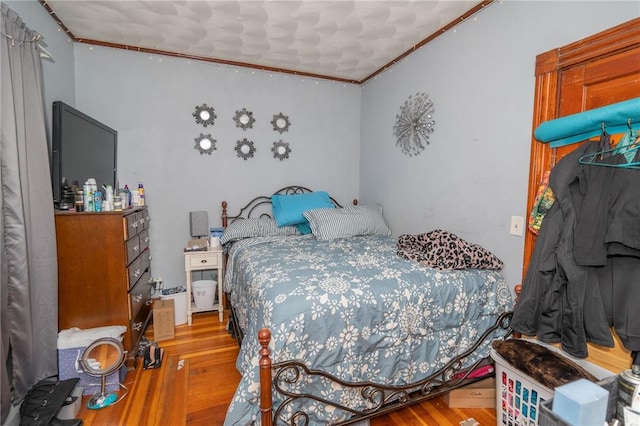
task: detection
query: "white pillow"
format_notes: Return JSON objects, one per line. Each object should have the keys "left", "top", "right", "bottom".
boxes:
{"left": 303, "top": 205, "right": 391, "bottom": 240}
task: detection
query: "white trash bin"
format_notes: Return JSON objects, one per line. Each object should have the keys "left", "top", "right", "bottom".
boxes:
{"left": 192, "top": 280, "right": 216, "bottom": 310}
{"left": 160, "top": 288, "right": 188, "bottom": 325}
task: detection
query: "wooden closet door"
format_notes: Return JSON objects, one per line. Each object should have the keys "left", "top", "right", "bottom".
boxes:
{"left": 522, "top": 17, "right": 640, "bottom": 373}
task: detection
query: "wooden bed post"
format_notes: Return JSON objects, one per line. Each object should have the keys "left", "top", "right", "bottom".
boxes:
{"left": 259, "top": 328, "right": 273, "bottom": 426}
{"left": 513, "top": 284, "right": 522, "bottom": 338}
{"left": 221, "top": 201, "right": 228, "bottom": 227}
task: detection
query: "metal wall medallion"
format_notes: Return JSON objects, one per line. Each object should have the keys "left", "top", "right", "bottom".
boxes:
{"left": 271, "top": 112, "right": 291, "bottom": 133}
{"left": 271, "top": 140, "right": 291, "bottom": 161}
{"left": 193, "top": 104, "right": 216, "bottom": 127}
{"left": 393, "top": 92, "right": 435, "bottom": 157}
{"left": 233, "top": 108, "right": 255, "bottom": 131}
{"left": 194, "top": 133, "right": 217, "bottom": 155}
{"left": 235, "top": 138, "right": 256, "bottom": 160}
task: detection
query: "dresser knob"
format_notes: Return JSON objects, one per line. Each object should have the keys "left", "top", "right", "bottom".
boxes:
{"left": 200, "top": 259, "right": 207, "bottom": 264}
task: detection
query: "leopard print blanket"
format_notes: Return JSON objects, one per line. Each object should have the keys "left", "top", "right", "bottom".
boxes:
{"left": 397, "top": 229, "right": 503, "bottom": 270}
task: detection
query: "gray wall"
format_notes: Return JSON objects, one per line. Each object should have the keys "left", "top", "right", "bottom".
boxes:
{"left": 360, "top": 1, "right": 639, "bottom": 290}
{"left": 72, "top": 47, "right": 361, "bottom": 287}
{"left": 6, "top": 1, "right": 639, "bottom": 292}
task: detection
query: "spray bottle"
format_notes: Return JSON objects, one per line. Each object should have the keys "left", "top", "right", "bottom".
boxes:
{"left": 138, "top": 183, "right": 145, "bottom": 206}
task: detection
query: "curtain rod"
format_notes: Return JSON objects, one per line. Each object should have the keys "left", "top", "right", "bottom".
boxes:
{"left": 535, "top": 97, "right": 640, "bottom": 148}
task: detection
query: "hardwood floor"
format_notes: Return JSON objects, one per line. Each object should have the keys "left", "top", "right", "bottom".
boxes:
{"left": 76, "top": 311, "right": 498, "bottom": 425}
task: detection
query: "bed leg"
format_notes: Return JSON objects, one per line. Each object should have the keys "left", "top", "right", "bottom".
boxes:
{"left": 259, "top": 328, "right": 273, "bottom": 426}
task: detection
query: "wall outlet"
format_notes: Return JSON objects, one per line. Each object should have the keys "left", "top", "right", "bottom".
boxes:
{"left": 510, "top": 216, "right": 524, "bottom": 236}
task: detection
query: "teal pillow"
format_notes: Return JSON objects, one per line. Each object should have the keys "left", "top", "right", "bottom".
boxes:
{"left": 271, "top": 191, "right": 334, "bottom": 227}
{"left": 296, "top": 222, "right": 312, "bottom": 235}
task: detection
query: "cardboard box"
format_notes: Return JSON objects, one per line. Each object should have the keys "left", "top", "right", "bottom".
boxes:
{"left": 58, "top": 347, "right": 126, "bottom": 395}
{"left": 153, "top": 298, "right": 175, "bottom": 341}
{"left": 444, "top": 377, "right": 496, "bottom": 408}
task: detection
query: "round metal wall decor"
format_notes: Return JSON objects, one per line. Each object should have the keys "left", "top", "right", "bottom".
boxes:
{"left": 194, "top": 133, "right": 217, "bottom": 155}
{"left": 393, "top": 92, "right": 435, "bottom": 157}
{"left": 235, "top": 138, "right": 256, "bottom": 160}
{"left": 271, "top": 140, "right": 291, "bottom": 161}
{"left": 271, "top": 113, "right": 291, "bottom": 133}
{"left": 233, "top": 108, "right": 255, "bottom": 131}
{"left": 193, "top": 103, "right": 216, "bottom": 127}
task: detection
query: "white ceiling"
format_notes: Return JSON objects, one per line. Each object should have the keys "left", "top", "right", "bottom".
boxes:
{"left": 42, "top": 0, "right": 488, "bottom": 83}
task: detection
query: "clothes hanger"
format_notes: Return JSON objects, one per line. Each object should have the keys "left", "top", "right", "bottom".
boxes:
{"left": 614, "top": 119, "right": 639, "bottom": 163}
{"left": 578, "top": 121, "right": 640, "bottom": 169}
{"left": 1, "top": 31, "right": 53, "bottom": 60}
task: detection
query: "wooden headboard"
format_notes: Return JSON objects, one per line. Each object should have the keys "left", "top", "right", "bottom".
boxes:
{"left": 522, "top": 17, "right": 640, "bottom": 373}
{"left": 221, "top": 185, "right": 357, "bottom": 227}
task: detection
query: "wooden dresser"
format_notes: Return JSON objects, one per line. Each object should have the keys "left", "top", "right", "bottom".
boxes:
{"left": 55, "top": 207, "right": 153, "bottom": 368}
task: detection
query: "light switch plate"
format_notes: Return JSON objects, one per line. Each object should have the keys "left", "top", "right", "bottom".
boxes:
{"left": 510, "top": 216, "right": 524, "bottom": 236}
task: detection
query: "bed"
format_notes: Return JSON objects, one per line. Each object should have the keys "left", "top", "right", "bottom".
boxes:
{"left": 220, "top": 186, "right": 514, "bottom": 425}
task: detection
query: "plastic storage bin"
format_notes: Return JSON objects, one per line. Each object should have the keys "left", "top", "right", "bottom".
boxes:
{"left": 161, "top": 287, "right": 188, "bottom": 325}
{"left": 192, "top": 280, "right": 216, "bottom": 309}
{"left": 538, "top": 376, "right": 618, "bottom": 426}
{"left": 491, "top": 340, "right": 614, "bottom": 426}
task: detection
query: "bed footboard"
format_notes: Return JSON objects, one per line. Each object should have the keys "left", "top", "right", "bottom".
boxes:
{"left": 258, "top": 311, "right": 513, "bottom": 425}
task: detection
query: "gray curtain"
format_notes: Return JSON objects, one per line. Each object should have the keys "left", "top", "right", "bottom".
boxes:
{"left": 1, "top": 4, "right": 58, "bottom": 422}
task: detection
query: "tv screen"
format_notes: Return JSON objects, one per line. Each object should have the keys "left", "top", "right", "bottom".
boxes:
{"left": 51, "top": 101, "right": 117, "bottom": 207}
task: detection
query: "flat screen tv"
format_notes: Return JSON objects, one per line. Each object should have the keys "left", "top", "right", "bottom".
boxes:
{"left": 51, "top": 101, "right": 117, "bottom": 207}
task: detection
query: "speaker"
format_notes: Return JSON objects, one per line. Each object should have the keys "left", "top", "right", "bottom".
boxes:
{"left": 189, "top": 211, "right": 209, "bottom": 237}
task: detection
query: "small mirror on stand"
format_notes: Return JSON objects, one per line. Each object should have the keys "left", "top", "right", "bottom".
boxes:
{"left": 81, "top": 337, "right": 127, "bottom": 410}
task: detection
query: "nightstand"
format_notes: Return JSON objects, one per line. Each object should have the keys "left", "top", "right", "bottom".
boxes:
{"left": 184, "top": 247, "right": 224, "bottom": 325}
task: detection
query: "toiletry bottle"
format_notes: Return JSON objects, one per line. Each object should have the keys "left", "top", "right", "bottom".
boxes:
{"left": 94, "top": 190, "right": 103, "bottom": 212}
{"left": 102, "top": 185, "right": 113, "bottom": 211}
{"left": 123, "top": 185, "right": 131, "bottom": 208}
{"left": 138, "top": 183, "right": 145, "bottom": 206}
{"left": 83, "top": 182, "right": 94, "bottom": 212}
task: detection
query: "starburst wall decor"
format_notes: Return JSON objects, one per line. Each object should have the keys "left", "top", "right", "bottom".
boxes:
{"left": 393, "top": 92, "right": 435, "bottom": 157}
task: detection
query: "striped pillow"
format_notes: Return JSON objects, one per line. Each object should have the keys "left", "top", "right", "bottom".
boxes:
{"left": 303, "top": 205, "right": 391, "bottom": 240}
{"left": 220, "top": 218, "right": 299, "bottom": 245}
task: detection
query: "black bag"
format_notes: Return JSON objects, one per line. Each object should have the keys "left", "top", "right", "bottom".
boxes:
{"left": 143, "top": 342, "right": 163, "bottom": 370}
{"left": 19, "top": 377, "right": 83, "bottom": 426}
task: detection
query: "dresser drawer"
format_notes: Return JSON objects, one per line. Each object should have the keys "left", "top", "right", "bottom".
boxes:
{"left": 129, "top": 270, "right": 152, "bottom": 319}
{"left": 124, "top": 211, "right": 144, "bottom": 240}
{"left": 141, "top": 209, "right": 151, "bottom": 230}
{"left": 186, "top": 252, "right": 219, "bottom": 269}
{"left": 139, "top": 229, "right": 150, "bottom": 252}
{"left": 125, "top": 234, "right": 141, "bottom": 265}
{"left": 130, "top": 299, "right": 152, "bottom": 353}
{"left": 127, "top": 248, "right": 151, "bottom": 290}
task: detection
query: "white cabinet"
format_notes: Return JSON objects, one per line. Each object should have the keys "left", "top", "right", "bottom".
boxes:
{"left": 184, "top": 247, "right": 224, "bottom": 325}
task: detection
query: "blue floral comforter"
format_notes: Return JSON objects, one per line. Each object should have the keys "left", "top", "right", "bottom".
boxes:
{"left": 223, "top": 235, "right": 513, "bottom": 425}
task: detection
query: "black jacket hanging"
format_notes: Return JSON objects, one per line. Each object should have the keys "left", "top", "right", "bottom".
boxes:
{"left": 512, "top": 142, "right": 614, "bottom": 358}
